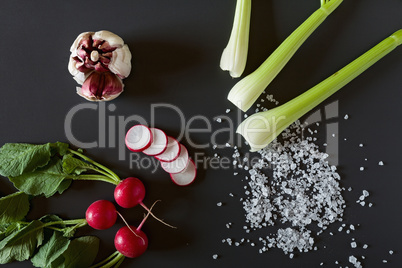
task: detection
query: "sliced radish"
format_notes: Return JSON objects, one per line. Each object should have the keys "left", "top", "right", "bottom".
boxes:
{"left": 125, "top": 125, "right": 153, "bottom": 152}
{"left": 161, "top": 144, "right": 189, "bottom": 174}
{"left": 170, "top": 159, "right": 196, "bottom": 186}
{"left": 142, "top": 128, "right": 168, "bottom": 156}
{"left": 155, "top": 137, "right": 181, "bottom": 162}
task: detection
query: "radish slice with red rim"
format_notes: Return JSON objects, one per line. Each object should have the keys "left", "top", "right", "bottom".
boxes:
{"left": 125, "top": 125, "right": 153, "bottom": 152}
{"left": 143, "top": 128, "right": 168, "bottom": 156}
{"left": 155, "top": 137, "right": 180, "bottom": 162}
{"left": 161, "top": 144, "right": 189, "bottom": 174}
{"left": 170, "top": 158, "right": 196, "bottom": 186}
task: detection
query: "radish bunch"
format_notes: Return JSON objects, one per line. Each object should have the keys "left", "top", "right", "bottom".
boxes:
{"left": 85, "top": 177, "right": 174, "bottom": 259}
{"left": 125, "top": 125, "right": 197, "bottom": 186}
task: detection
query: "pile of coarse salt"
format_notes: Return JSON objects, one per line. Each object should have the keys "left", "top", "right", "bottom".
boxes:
{"left": 239, "top": 121, "right": 345, "bottom": 255}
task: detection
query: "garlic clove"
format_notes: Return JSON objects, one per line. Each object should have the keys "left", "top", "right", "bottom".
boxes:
{"left": 68, "top": 56, "right": 88, "bottom": 85}
{"left": 78, "top": 72, "right": 123, "bottom": 101}
{"left": 70, "top": 32, "right": 94, "bottom": 52}
{"left": 108, "top": 44, "right": 132, "bottom": 79}
{"left": 92, "top": 30, "right": 124, "bottom": 48}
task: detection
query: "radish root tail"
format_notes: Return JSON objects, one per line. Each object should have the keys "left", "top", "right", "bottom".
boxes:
{"left": 140, "top": 201, "right": 177, "bottom": 229}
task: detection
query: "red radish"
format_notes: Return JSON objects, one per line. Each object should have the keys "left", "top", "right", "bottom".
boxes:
{"left": 114, "top": 177, "right": 145, "bottom": 209}
{"left": 86, "top": 200, "right": 117, "bottom": 230}
{"left": 170, "top": 158, "right": 197, "bottom": 186}
{"left": 113, "top": 199, "right": 160, "bottom": 258}
{"left": 161, "top": 144, "right": 189, "bottom": 174}
{"left": 142, "top": 128, "right": 168, "bottom": 156}
{"left": 154, "top": 136, "right": 180, "bottom": 162}
{"left": 125, "top": 125, "right": 153, "bottom": 152}
{"left": 115, "top": 226, "right": 148, "bottom": 258}
{"left": 114, "top": 177, "right": 176, "bottom": 229}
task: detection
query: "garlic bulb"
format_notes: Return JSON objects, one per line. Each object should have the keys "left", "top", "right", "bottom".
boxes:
{"left": 68, "top": 30, "right": 132, "bottom": 101}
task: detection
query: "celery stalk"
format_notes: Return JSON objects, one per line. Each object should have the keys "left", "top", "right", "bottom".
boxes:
{"left": 220, "top": 0, "right": 252, "bottom": 78}
{"left": 228, "top": 0, "right": 343, "bottom": 111}
{"left": 237, "top": 30, "right": 402, "bottom": 152}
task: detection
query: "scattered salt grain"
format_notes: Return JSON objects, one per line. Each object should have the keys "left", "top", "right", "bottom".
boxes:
{"left": 363, "top": 244, "right": 368, "bottom": 249}
{"left": 212, "top": 254, "right": 218, "bottom": 259}
{"left": 383, "top": 260, "right": 388, "bottom": 263}
{"left": 217, "top": 202, "right": 223, "bottom": 207}
{"left": 237, "top": 121, "right": 344, "bottom": 255}
{"left": 216, "top": 117, "right": 222, "bottom": 123}
{"left": 349, "top": 255, "right": 362, "bottom": 268}
{"left": 359, "top": 143, "right": 363, "bottom": 147}
{"left": 359, "top": 167, "right": 364, "bottom": 171}
{"left": 351, "top": 242, "right": 357, "bottom": 248}
{"left": 225, "top": 109, "right": 231, "bottom": 113}
{"left": 344, "top": 114, "right": 349, "bottom": 120}
{"left": 378, "top": 161, "right": 384, "bottom": 166}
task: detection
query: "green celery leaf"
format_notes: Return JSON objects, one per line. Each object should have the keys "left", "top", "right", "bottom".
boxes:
{"left": 9, "top": 158, "right": 71, "bottom": 198}
{"left": 0, "top": 220, "right": 44, "bottom": 264}
{"left": 0, "top": 192, "right": 30, "bottom": 224}
{"left": 0, "top": 143, "right": 53, "bottom": 177}
{"left": 60, "top": 236, "right": 100, "bottom": 268}
{"left": 31, "top": 231, "right": 70, "bottom": 268}
{"left": 62, "top": 154, "right": 96, "bottom": 175}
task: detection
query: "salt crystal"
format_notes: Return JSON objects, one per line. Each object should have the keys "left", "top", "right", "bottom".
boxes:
{"left": 344, "top": 114, "right": 349, "bottom": 120}
{"left": 217, "top": 202, "right": 223, "bottom": 207}
{"left": 383, "top": 260, "right": 388, "bottom": 263}
{"left": 212, "top": 254, "right": 218, "bottom": 259}
{"left": 363, "top": 244, "right": 368, "bottom": 249}
{"left": 362, "top": 190, "right": 369, "bottom": 197}
{"left": 359, "top": 167, "right": 364, "bottom": 171}
{"left": 378, "top": 161, "right": 384, "bottom": 166}
{"left": 359, "top": 143, "right": 363, "bottom": 147}
{"left": 216, "top": 117, "right": 222, "bottom": 123}
{"left": 351, "top": 242, "right": 357, "bottom": 248}
{"left": 389, "top": 250, "right": 394, "bottom": 255}
{"left": 225, "top": 109, "right": 231, "bottom": 113}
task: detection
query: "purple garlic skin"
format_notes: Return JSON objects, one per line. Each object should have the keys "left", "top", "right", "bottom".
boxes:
{"left": 68, "top": 30, "right": 132, "bottom": 101}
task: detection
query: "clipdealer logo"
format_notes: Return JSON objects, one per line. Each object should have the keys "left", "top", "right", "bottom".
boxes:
{"left": 64, "top": 101, "right": 339, "bottom": 172}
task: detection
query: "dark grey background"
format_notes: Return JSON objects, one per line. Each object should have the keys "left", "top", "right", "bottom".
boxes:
{"left": 0, "top": 0, "right": 401, "bottom": 267}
